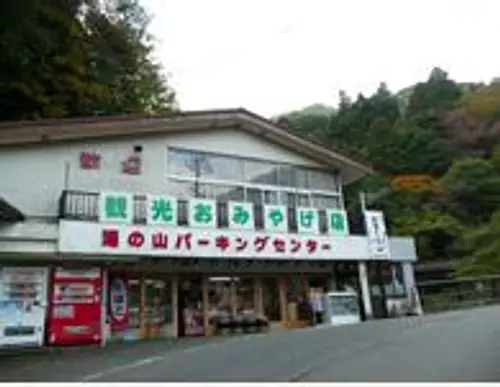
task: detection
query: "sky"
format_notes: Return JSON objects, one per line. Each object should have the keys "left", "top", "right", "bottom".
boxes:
{"left": 141, "top": 0, "right": 500, "bottom": 117}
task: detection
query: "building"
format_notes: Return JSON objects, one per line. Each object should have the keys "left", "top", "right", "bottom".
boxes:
{"left": 0, "top": 108, "right": 419, "bottom": 348}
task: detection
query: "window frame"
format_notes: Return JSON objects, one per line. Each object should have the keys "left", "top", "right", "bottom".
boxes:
{"left": 166, "top": 147, "right": 343, "bottom": 208}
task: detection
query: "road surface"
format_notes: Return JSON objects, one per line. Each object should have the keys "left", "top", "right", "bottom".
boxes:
{"left": 2, "top": 305, "right": 500, "bottom": 382}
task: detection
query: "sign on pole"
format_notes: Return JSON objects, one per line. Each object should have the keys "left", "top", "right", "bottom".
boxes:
{"left": 364, "top": 210, "right": 390, "bottom": 259}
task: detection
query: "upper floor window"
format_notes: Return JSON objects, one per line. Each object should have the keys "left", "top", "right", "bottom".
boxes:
{"left": 167, "top": 148, "right": 197, "bottom": 178}
{"left": 166, "top": 147, "right": 341, "bottom": 205}
{"left": 168, "top": 148, "right": 339, "bottom": 190}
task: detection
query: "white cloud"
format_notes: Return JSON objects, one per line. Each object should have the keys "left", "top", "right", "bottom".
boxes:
{"left": 142, "top": 0, "right": 500, "bottom": 117}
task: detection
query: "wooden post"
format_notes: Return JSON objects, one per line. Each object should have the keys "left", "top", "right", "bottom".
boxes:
{"left": 140, "top": 275, "right": 147, "bottom": 338}
{"left": 278, "top": 277, "right": 288, "bottom": 326}
{"left": 301, "top": 275, "right": 310, "bottom": 299}
{"left": 202, "top": 276, "right": 210, "bottom": 336}
{"left": 171, "top": 276, "right": 179, "bottom": 338}
{"left": 230, "top": 279, "right": 238, "bottom": 316}
{"left": 254, "top": 277, "right": 264, "bottom": 316}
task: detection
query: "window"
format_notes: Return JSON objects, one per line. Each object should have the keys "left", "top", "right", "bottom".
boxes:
{"left": 246, "top": 188, "right": 263, "bottom": 204}
{"left": 167, "top": 148, "right": 197, "bottom": 178}
{"left": 244, "top": 160, "right": 279, "bottom": 185}
{"left": 198, "top": 183, "right": 244, "bottom": 201}
{"left": 280, "top": 192, "right": 297, "bottom": 207}
{"left": 278, "top": 165, "right": 296, "bottom": 187}
{"left": 297, "top": 193, "right": 311, "bottom": 206}
{"left": 384, "top": 263, "right": 406, "bottom": 298}
{"left": 166, "top": 179, "right": 196, "bottom": 199}
{"left": 264, "top": 190, "right": 279, "bottom": 204}
{"left": 309, "top": 169, "right": 338, "bottom": 192}
{"left": 166, "top": 148, "right": 342, "bottom": 208}
{"left": 198, "top": 154, "right": 244, "bottom": 182}
{"left": 312, "top": 194, "right": 340, "bottom": 209}
{"left": 296, "top": 168, "right": 310, "bottom": 189}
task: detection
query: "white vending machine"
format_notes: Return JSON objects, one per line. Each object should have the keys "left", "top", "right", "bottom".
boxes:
{"left": 0, "top": 267, "right": 49, "bottom": 348}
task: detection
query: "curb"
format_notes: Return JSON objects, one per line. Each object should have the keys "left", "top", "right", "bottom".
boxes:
{"left": 0, "top": 336, "right": 215, "bottom": 359}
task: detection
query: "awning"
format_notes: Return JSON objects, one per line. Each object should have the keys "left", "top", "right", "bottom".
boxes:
{"left": 0, "top": 197, "right": 24, "bottom": 222}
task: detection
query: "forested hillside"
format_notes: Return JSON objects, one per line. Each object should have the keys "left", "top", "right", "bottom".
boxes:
{"left": 278, "top": 67, "right": 500, "bottom": 276}
{"left": 0, "top": 0, "right": 176, "bottom": 121}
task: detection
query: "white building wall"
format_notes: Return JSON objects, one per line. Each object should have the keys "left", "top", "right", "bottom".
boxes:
{"left": 0, "top": 128, "right": 326, "bottom": 218}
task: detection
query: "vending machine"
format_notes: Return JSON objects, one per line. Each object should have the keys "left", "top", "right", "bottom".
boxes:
{"left": 46, "top": 267, "right": 103, "bottom": 346}
{"left": 0, "top": 267, "right": 49, "bottom": 348}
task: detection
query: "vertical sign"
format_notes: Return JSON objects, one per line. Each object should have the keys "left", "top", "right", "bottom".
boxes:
{"left": 146, "top": 194, "right": 178, "bottom": 226}
{"left": 264, "top": 205, "right": 288, "bottom": 232}
{"left": 99, "top": 192, "right": 134, "bottom": 224}
{"left": 296, "top": 207, "right": 319, "bottom": 234}
{"left": 228, "top": 202, "right": 254, "bottom": 230}
{"left": 188, "top": 198, "right": 217, "bottom": 228}
{"left": 364, "top": 210, "right": 390, "bottom": 259}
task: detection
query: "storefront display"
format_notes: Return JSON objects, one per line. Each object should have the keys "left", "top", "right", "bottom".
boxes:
{"left": 0, "top": 267, "right": 49, "bottom": 348}
{"left": 46, "top": 267, "right": 103, "bottom": 346}
{"left": 326, "top": 290, "right": 361, "bottom": 326}
{"left": 144, "top": 279, "right": 173, "bottom": 338}
{"left": 108, "top": 277, "right": 129, "bottom": 332}
{"left": 178, "top": 278, "right": 205, "bottom": 337}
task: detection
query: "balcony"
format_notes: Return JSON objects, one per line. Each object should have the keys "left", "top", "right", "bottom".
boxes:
{"left": 58, "top": 189, "right": 362, "bottom": 236}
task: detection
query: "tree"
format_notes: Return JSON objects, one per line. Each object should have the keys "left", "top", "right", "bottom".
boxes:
{"left": 84, "top": 0, "right": 176, "bottom": 115}
{"left": 279, "top": 68, "right": 500, "bottom": 271}
{"left": 392, "top": 210, "right": 465, "bottom": 262}
{"left": 456, "top": 211, "right": 500, "bottom": 275}
{"left": 406, "top": 67, "right": 463, "bottom": 120}
{"left": 440, "top": 83, "right": 500, "bottom": 158}
{"left": 0, "top": 0, "right": 176, "bottom": 121}
{"left": 440, "top": 157, "right": 500, "bottom": 224}
{"left": 0, "top": 0, "right": 101, "bottom": 120}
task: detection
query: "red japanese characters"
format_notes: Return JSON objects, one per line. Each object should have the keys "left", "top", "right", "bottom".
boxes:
{"left": 99, "top": 227, "right": 332, "bottom": 257}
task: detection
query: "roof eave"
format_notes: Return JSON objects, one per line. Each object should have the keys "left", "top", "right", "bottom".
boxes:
{"left": 0, "top": 108, "right": 374, "bottom": 182}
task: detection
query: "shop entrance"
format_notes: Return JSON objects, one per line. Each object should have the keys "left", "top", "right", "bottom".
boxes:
{"left": 368, "top": 262, "right": 389, "bottom": 319}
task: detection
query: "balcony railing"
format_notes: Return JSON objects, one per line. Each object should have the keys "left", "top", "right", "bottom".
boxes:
{"left": 58, "top": 189, "right": 366, "bottom": 235}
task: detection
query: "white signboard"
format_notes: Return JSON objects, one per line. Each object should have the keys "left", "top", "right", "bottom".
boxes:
{"left": 99, "top": 191, "right": 134, "bottom": 224}
{"left": 296, "top": 207, "right": 320, "bottom": 234}
{"left": 264, "top": 205, "right": 288, "bottom": 232}
{"left": 188, "top": 198, "right": 217, "bottom": 228}
{"left": 58, "top": 220, "right": 379, "bottom": 261}
{"left": 146, "top": 194, "right": 177, "bottom": 226}
{"left": 326, "top": 209, "right": 349, "bottom": 235}
{"left": 228, "top": 201, "right": 254, "bottom": 230}
{"left": 364, "top": 210, "right": 390, "bottom": 259}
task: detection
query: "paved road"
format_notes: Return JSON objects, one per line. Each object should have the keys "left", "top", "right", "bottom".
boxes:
{"left": 2, "top": 306, "right": 500, "bottom": 382}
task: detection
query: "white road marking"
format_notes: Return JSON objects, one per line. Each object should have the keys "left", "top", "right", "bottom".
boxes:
{"left": 79, "top": 335, "right": 255, "bottom": 381}
{"left": 81, "top": 355, "right": 164, "bottom": 381}
{"left": 80, "top": 317, "right": 451, "bottom": 382}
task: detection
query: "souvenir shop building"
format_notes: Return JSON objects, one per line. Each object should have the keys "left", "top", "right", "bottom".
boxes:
{"left": 0, "top": 109, "right": 419, "bottom": 348}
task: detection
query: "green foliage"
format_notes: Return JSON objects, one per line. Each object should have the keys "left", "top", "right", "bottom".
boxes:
{"left": 392, "top": 210, "right": 465, "bottom": 262}
{"left": 279, "top": 68, "right": 500, "bottom": 275}
{"left": 0, "top": 0, "right": 176, "bottom": 120}
{"left": 440, "top": 158, "right": 500, "bottom": 224}
{"left": 455, "top": 211, "right": 500, "bottom": 275}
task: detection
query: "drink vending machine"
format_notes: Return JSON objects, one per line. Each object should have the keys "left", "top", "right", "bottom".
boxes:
{"left": 0, "top": 267, "right": 49, "bottom": 348}
{"left": 46, "top": 267, "right": 103, "bottom": 346}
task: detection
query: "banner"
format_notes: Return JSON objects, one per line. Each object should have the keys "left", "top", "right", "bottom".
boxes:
{"left": 364, "top": 210, "right": 390, "bottom": 259}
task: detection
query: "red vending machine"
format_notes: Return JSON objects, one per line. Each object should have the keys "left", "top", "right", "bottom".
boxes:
{"left": 46, "top": 267, "right": 103, "bottom": 346}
